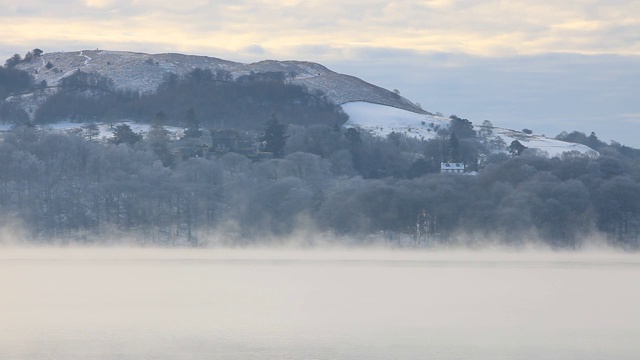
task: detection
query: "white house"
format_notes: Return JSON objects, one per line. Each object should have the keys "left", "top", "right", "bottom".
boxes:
{"left": 440, "top": 162, "right": 465, "bottom": 174}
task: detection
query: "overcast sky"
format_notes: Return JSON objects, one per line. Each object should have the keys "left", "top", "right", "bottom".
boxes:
{"left": 1, "top": 0, "right": 639, "bottom": 146}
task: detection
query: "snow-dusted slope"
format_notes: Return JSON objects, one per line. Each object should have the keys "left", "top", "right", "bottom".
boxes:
{"left": 492, "top": 129, "right": 596, "bottom": 158}
{"left": 343, "top": 102, "right": 597, "bottom": 157}
{"left": 343, "top": 101, "right": 447, "bottom": 140}
{"left": 14, "top": 50, "right": 424, "bottom": 113}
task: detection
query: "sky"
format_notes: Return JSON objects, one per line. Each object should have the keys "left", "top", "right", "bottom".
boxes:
{"left": 1, "top": 0, "right": 639, "bottom": 146}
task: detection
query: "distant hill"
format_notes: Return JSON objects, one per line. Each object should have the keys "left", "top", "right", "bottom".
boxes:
{"left": 1, "top": 49, "right": 603, "bottom": 156}
{"left": 11, "top": 50, "right": 424, "bottom": 113}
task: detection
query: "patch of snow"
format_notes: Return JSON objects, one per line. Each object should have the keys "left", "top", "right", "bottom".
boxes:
{"left": 343, "top": 101, "right": 597, "bottom": 157}
{"left": 342, "top": 101, "right": 447, "bottom": 141}
{"left": 496, "top": 130, "right": 596, "bottom": 157}
{"left": 37, "top": 57, "right": 47, "bottom": 73}
{"left": 40, "top": 121, "right": 184, "bottom": 140}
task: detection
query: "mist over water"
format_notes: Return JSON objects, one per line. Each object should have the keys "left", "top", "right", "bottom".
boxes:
{"left": 1, "top": 247, "right": 639, "bottom": 360}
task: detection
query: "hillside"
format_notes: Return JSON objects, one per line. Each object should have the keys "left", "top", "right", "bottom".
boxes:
{"left": 12, "top": 50, "right": 424, "bottom": 113}
{"left": 2, "top": 49, "right": 603, "bottom": 156}
{"left": 343, "top": 102, "right": 597, "bottom": 157}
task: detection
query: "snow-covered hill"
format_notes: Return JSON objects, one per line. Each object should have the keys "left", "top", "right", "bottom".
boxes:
{"left": 343, "top": 102, "right": 597, "bottom": 157}
{"left": 13, "top": 50, "right": 423, "bottom": 113}
{"left": 5, "top": 50, "right": 598, "bottom": 157}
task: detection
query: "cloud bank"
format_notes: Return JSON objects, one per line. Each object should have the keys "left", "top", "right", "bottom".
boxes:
{"left": 1, "top": 0, "right": 637, "bottom": 58}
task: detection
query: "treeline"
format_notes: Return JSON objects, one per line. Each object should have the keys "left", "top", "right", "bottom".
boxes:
{"left": 0, "top": 65, "right": 37, "bottom": 124}
{"left": 3, "top": 49, "right": 44, "bottom": 69}
{"left": 0, "top": 66, "right": 34, "bottom": 99}
{"left": 32, "top": 68, "right": 348, "bottom": 130}
{"left": 1, "top": 123, "right": 639, "bottom": 248}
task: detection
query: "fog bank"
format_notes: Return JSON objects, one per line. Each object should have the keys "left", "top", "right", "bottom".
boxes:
{"left": 2, "top": 246, "right": 639, "bottom": 360}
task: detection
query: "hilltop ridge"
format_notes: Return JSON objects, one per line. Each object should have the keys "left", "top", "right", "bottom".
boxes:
{"left": 14, "top": 49, "right": 424, "bottom": 113}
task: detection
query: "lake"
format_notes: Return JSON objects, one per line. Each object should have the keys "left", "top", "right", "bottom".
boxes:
{"left": 1, "top": 248, "right": 639, "bottom": 359}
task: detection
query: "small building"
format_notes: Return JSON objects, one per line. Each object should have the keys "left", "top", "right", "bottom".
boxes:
{"left": 440, "top": 162, "right": 465, "bottom": 174}
{"left": 211, "top": 129, "right": 240, "bottom": 153}
{"left": 210, "top": 129, "right": 262, "bottom": 158}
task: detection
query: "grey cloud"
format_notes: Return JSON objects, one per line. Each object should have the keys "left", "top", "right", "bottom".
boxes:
{"left": 347, "top": 47, "right": 421, "bottom": 60}
{"left": 2, "top": 0, "right": 638, "bottom": 56}
{"left": 287, "top": 45, "right": 343, "bottom": 58}
{"left": 242, "top": 44, "right": 266, "bottom": 55}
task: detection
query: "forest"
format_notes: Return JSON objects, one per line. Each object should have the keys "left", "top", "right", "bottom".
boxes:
{"left": 2, "top": 59, "right": 640, "bottom": 248}
{"left": 31, "top": 68, "right": 348, "bottom": 130}
{"left": 0, "top": 118, "right": 639, "bottom": 249}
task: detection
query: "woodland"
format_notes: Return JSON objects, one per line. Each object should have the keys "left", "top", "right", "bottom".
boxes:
{"left": 1, "top": 58, "right": 640, "bottom": 248}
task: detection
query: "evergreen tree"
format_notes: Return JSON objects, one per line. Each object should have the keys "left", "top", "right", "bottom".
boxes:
{"left": 449, "top": 115, "right": 476, "bottom": 138}
{"left": 587, "top": 132, "right": 602, "bottom": 150}
{"left": 182, "top": 107, "right": 202, "bottom": 138}
{"left": 148, "top": 111, "right": 173, "bottom": 166}
{"left": 448, "top": 132, "right": 461, "bottom": 162}
{"left": 111, "top": 123, "right": 142, "bottom": 145}
{"left": 0, "top": 66, "right": 35, "bottom": 99}
{"left": 345, "top": 127, "right": 363, "bottom": 173}
{"left": 4, "top": 54, "right": 22, "bottom": 68}
{"left": 345, "top": 127, "right": 362, "bottom": 145}
{"left": 260, "top": 114, "right": 288, "bottom": 158}
{"left": 509, "top": 140, "right": 526, "bottom": 157}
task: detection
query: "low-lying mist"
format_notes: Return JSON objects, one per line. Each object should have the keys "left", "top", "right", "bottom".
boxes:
{"left": 0, "top": 212, "right": 627, "bottom": 252}
{"left": 2, "top": 245, "right": 639, "bottom": 360}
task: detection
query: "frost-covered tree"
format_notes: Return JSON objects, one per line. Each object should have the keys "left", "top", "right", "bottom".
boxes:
{"left": 82, "top": 123, "right": 100, "bottom": 140}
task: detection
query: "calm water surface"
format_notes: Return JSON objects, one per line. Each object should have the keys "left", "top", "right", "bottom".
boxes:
{"left": 1, "top": 248, "right": 639, "bottom": 359}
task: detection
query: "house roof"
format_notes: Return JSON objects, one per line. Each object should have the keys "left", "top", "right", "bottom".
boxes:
{"left": 440, "top": 162, "right": 464, "bottom": 170}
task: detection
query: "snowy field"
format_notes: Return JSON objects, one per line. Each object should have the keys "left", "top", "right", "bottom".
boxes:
{"left": 0, "top": 122, "right": 184, "bottom": 140}
{"left": 342, "top": 101, "right": 448, "bottom": 141}
{"left": 342, "top": 101, "right": 596, "bottom": 157}
{"left": 497, "top": 131, "right": 596, "bottom": 158}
